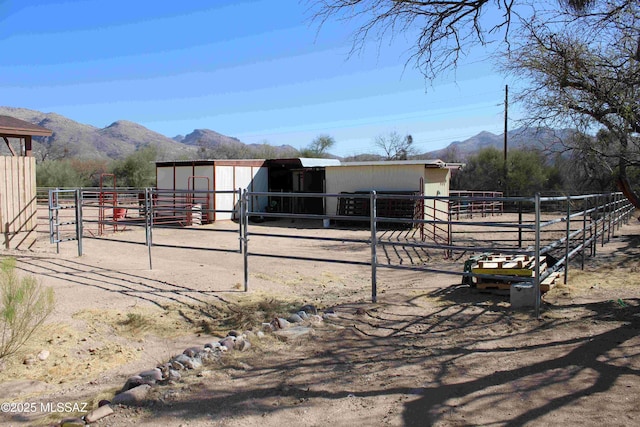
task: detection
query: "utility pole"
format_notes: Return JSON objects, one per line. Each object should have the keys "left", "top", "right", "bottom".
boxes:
{"left": 503, "top": 84, "right": 508, "bottom": 194}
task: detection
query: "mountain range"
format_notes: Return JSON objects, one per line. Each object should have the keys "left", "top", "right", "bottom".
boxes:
{"left": 0, "top": 106, "right": 576, "bottom": 162}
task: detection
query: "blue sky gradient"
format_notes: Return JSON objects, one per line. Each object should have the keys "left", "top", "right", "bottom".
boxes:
{"left": 1, "top": 0, "right": 517, "bottom": 157}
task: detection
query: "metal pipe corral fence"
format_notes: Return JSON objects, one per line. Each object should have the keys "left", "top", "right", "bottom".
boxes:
{"left": 43, "top": 187, "right": 635, "bottom": 317}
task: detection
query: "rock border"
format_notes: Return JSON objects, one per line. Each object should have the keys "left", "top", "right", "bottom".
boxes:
{"left": 55, "top": 304, "right": 336, "bottom": 426}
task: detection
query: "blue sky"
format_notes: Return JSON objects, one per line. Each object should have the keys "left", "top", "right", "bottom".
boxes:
{"left": 0, "top": 0, "right": 518, "bottom": 157}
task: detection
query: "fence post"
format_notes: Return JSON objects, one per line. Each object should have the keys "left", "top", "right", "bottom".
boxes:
{"left": 238, "top": 188, "right": 243, "bottom": 253}
{"left": 242, "top": 189, "right": 249, "bottom": 293}
{"left": 146, "top": 187, "right": 153, "bottom": 270}
{"left": 581, "top": 197, "right": 587, "bottom": 270}
{"left": 75, "top": 189, "right": 83, "bottom": 257}
{"left": 607, "top": 193, "right": 613, "bottom": 240}
{"left": 370, "top": 191, "right": 378, "bottom": 303}
{"left": 518, "top": 201, "right": 523, "bottom": 248}
{"left": 593, "top": 196, "right": 599, "bottom": 256}
{"left": 534, "top": 193, "right": 541, "bottom": 319}
{"left": 564, "top": 196, "right": 570, "bottom": 284}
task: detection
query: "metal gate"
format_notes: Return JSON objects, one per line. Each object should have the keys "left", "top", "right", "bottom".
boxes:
{"left": 48, "top": 188, "right": 83, "bottom": 255}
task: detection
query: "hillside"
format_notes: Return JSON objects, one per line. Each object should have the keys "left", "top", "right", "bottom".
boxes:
{"left": 421, "top": 127, "right": 577, "bottom": 161}
{"left": 1, "top": 106, "right": 577, "bottom": 162}
{"left": 0, "top": 107, "right": 197, "bottom": 161}
{"left": 0, "top": 107, "right": 300, "bottom": 161}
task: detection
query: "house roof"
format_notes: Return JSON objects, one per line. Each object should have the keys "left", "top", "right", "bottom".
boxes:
{"left": 0, "top": 115, "right": 53, "bottom": 137}
{"left": 155, "top": 159, "right": 267, "bottom": 167}
{"left": 328, "top": 159, "right": 464, "bottom": 169}
{"left": 266, "top": 158, "right": 341, "bottom": 168}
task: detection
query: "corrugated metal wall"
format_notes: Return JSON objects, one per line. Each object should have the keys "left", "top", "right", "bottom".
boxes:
{"left": 325, "top": 164, "right": 428, "bottom": 216}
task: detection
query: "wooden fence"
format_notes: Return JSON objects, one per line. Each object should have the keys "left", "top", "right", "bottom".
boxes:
{"left": 0, "top": 156, "right": 37, "bottom": 249}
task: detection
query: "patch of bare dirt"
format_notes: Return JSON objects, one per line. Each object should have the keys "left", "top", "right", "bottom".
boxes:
{"left": 1, "top": 215, "right": 639, "bottom": 426}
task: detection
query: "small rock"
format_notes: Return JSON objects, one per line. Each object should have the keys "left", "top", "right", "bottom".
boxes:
{"left": 256, "top": 331, "right": 265, "bottom": 339}
{"left": 262, "top": 322, "right": 275, "bottom": 332}
{"left": 205, "top": 341, "right": 222, "bottom": 350}
{"left": 275, "top": 318, "right": 290, "bottom": 329}
{"left": 300, "top": 304, "right": 318, "bottom": 315}
{"left": 139, "top": 368, "right": 163, "bottom": 382}
{"left": 121, "top": 375, "right": 149, "bottom": 392}
{"left": 186, "top": 357, "right": 202, "bottom": 370}
{"left": 171, "top": 361, "right": 185, "bottom": 371}
{"left": 112, "top": 384, "right": 151, "bottom": 406}
{"left": 228, "top": 330, "right": 239, "bottom": 337}
{"left": 157, "top": 363, "right": 171, "bottom": 379}
{"left": 323, "top": 312, "right": 338, "bottom": 320}
{"left": 168, "top": 369, "right": 181, "bottom": 381}
{"left": 59, "top": 417, "right": 85, "bottom": 427}
{"left": 236, "top": 340, "right": 251, "bottom": 352}
{"left": 220, "top": 337, "right": 235, "bottom": 350}
{"left": 172, "top": 354, "right": 193, "bottom": 365}
{"left": 84, "top": 404, "right": 114, "bottom": 423}
{"left": 288, "top": 313, "right": 303, "bottom": 323}
{"left": 98, "top": 399, "right": 111, "bottom": 407}
{"left": 37, "top": 350, "right": 50, "bottom": 361}
{"left": 23, "top": 354, "right": 37, "bottom": 365}
{"left": 273, "top": 326, "right": 313, "bottom": 342}
{"left": 297, "top": 311, "right": 309, "bottom": 320}
{"left": 183, "top": 346, "right": 203, "bottom": 357}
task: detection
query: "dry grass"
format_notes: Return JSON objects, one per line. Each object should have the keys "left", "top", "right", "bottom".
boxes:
{"left": 199, "top": 292, "right": 305, "bottom": 334}
{"left": 73, "top": 306, "right": 201, "bottom": 339}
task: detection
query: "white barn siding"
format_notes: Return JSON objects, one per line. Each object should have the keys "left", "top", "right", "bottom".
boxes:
{"left": 155, "top": 160, "right": 268, "bottom": 222}
{"left": 156, "top": 166, "right": 174, "bottom": 190}
{"left": 325, "top": 164, "right": 426, "bottom": 216}
{"left": 174, "top": 166, "right": 193, "bottom": 190}
{"left": 424, "top": 168, "right": 451, "bottom": 222}
{"left": 215, "top": 165, "right": 236, "bottom": 220}
{"left": 192, "top": 165, "right": 214, "bottom": 220}
{"left": 250, "top": 166, "right": 269, "bottom": 213}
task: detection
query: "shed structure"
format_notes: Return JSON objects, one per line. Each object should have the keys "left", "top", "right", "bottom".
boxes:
{"left": 155, "top": 159, "right": 268, "bottom": 223}
{"left": 0, "top": 115, "right": 52, "bottom": 249}
{"left": 324, "top": 159, "right": 459, "bottom": 222}
{"left": 154, "top": 158, "right": 460, "bottom": 226}
{"left": 266, "top": 157, "right": 340, "bottom": 215}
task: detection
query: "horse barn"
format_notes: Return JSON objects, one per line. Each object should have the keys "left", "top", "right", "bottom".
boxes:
{"left": 154, "top": 158, "right": 460, "bottom": 225}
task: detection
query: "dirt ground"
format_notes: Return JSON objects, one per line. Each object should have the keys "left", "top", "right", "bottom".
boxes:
{"left": 0, "top": 213, "right": 639, "bottom": 426}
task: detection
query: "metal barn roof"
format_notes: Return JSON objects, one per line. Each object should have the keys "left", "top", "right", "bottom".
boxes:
{"left": 329, "top": 159, "right": 463, "bottom": 169}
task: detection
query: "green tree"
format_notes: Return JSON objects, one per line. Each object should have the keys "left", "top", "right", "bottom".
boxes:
{"left": 299, "top": 134, "right": 336, "bottom": 157}
{"left": 110, "top": 145, "right": 158, "bottom": 188}
{"left": 36, "top": 159, "right": 97, "bottom": 188}
{"left": 453, "top": 147, "right": 504, "bottom": 191}
{"left": 452, "top": 147, "right": 561, "bottom": 195}
{"left": 506, "top": 150, "right": 552, "bottom": 196}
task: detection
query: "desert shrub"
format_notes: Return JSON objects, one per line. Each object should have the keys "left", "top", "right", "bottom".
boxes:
{"left": 0, "top": 258, "right": 55, "bottom": 359}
